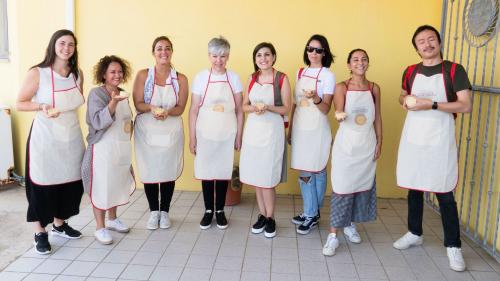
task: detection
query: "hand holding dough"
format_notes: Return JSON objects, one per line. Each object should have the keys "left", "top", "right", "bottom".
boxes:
{"left": 119, "top": 91, "right": 130, "bottom": 98}
{"left": 335, "top": 111, "right": 347, "bottom": 121}
{"left": 405, "top": 95, "right": 417, "bottom": 109}
{"left": 47, "top": 108, "right": 60, "bottom": 118}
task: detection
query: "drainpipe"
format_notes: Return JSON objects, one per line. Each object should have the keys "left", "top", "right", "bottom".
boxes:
{"left": 65, "top": 0, "right": 75, "bottom": 31}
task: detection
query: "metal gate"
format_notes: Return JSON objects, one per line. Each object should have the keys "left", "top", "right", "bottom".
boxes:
{"left": 427, "top": 0, "right": 500, "bottom": 262}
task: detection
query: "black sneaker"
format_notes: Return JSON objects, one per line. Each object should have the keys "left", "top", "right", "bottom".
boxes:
{"left": 251, "top": 214, "right": 267, "bottom": 234}
{"left": 51, "top": 222, "right": 82, "bottom": 239}
{"left": 216, "top": 210, "right": 228, "bottom": 229}
{"left": 34, "top": 232, "right": 51, "bottom": 255}
{"left": 264, "top": 217, "right": 276, "bottom": 238}
{"left": 200, "top": 210, "right": 213, "bottom": 230}
{"left": 292, "top": 213, "right": 306, "bottom": 225}
{"left": 296, "top": 216, "right": 318, "bottom": 235}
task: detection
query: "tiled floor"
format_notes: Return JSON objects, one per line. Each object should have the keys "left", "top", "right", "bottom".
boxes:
{"left": 1, "top": 190, "right": 499, "bottom": 281}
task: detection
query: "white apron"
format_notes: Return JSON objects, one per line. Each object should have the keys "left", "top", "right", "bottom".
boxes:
{"left": 291, "top": 68, "right": 332, "bottom": 172}
{"left": 90, "top": 98, "right": 135, "bottom": 210}
{"left": 194, "top": 70, "right": 237, "bottom": 180}
{"left": 397, "top": 66, "right": 458, "bottom": 192}
{"left": 135, "top": 68, "right": 184, "bottom": 183}
{"left": 29, "top": 67, "right": 85, "bottom": 185}
{"left": 240, "top": 81, "right": 284, "bottom": 188}
{"left": 331, "top": 85, "right": 376, "bottom": 194}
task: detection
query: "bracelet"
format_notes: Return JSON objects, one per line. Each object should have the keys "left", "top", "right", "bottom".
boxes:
{"left": 314, "top": 97, "right": 322, "bottom": 105}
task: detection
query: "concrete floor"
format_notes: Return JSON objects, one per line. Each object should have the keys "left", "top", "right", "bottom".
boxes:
{"left": 0, "top": 185, "right": 499, "bottom": 280}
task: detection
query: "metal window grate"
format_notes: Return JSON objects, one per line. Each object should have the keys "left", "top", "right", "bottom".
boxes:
{"left": 430, "top": 0, "right": 500, "bottom": 262}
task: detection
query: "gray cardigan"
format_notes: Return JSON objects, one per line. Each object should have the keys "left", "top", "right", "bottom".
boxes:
{"left": 85, "top": 86, "right": 116, "bottom": 145}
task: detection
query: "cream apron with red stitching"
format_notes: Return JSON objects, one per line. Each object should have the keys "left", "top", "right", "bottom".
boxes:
{"left": 91, "top": 98, "right": 135, "bottom": 210}
{"left": 331, "top": 86, "right": 376, "bottom": 194}
{"left": 397, "top": 66, "right": 458, "bottom": 192}
{"left": 291, "top": 68, "right": 332, "bottom": 172}
{"left": 135, "top": 68, "right": 184, "bottom": 183}
{"left": 194, "top": 70, "right": 237, "bottom": 180}
{"left": 29, "top": 67, "right": 85, "bottom": 185}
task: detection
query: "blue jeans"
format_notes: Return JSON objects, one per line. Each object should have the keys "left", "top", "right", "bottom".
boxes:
{"left": 299, "top": 169, "right": 327, "bottom": 217}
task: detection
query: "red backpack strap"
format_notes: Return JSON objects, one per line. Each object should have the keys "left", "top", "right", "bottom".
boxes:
{"left": 248, "top": 72, "right": 259, "bottom": 93}
{"left": 403, "top": 64, "right": 418, "bottom": 95}
{"left": 450, "top": 62, "right": 457, "bottom": 84}
{"left": 298, "top": 67, "right": 305, "bottom": 79}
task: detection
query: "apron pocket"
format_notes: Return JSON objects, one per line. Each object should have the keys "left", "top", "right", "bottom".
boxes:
{"left": 116, "top": 141, "right": 132, "bottom": 165}
{"left": 406, "top": 116, "right": 441, "bottom": 146}
{"left": 243, "top": 120, "right": 272, "bottom": 147}
{"left": 147, "top": 133, "right": 172, "bottom": 147}
{"left": 197, "top": 112, "right": 235, "bottom": 141}
{"left": 294, "top": 107, "right": 320, "bottom": 131}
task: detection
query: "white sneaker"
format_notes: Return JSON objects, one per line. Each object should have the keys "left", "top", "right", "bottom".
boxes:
{"left": 146, "top": 211, "right": 160, "bottom": 230}
{"left": 447, "top": 247, "right": 466, "bottom": 271}
{"left": 393, "top": 231, "right": 423, "bottom": 250}
{"left": 94, "top": 228, "right": 113, "bottom": 245}
{"left": 343, "top": 223, "right": 362, "bottom": 243}
{"left": 322, "top": 233, "right": 340, "bottom": 256}
{"left": 159, "top": 211, "right": 171, "bottom": 229}
{"left": 106, "top": 218, "right": 130, "bottom": 233}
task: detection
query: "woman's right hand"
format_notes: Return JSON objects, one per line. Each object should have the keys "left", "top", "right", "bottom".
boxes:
{"left": 151, "top": 106, "right": 168, "bottom": 121}
{"left": 41, "top": 104, "right": 60, "bottom": 118}
{"left": 189, "top": 138, "right": 197, "bottom": 155}
{"left": 110, "top": 90, "right": 128, "bottom": 103}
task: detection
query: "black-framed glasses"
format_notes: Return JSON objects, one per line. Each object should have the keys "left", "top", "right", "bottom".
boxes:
{"left": 305, "top": 46, "right": 325, "bottom": 54}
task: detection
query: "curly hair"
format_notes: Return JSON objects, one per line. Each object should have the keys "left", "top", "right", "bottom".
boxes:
{"left": 93, "top": 55, "right": 131, "bottom": 85}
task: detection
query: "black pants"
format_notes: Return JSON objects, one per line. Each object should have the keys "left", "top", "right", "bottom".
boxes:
{"left": 407, "top": 190, "right": 461, "bottom": 247}
{"left": 202, "top": 180, "right": 228, "bottom": 211}
{"left": 144, "top": 181, "right": 175, "bottom": 212}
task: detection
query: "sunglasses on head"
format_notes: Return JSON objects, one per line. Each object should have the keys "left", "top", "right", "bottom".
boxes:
{"left": 306, "top": 46, "right": 325, "bottom": 54}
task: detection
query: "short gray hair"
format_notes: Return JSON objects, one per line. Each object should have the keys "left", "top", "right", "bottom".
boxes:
{"left": 208, "top": 36, "right": 230, "bottom": 56}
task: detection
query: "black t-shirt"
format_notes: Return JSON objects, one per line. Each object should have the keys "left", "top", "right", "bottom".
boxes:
{"left": 401, "top": 61, "right": 472, "bottom": 101}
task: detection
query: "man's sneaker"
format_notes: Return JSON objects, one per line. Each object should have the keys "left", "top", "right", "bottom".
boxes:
{"left": 51, "top": 222, "right": 82, "bottom": 239}
{"left": 159, "top": 211, "right": 171, "bottom": 229}
{"left": 147, "top": 211, "right": 160, "bottom": 230}
{"left": 94, "top": 228, "right": 113, "bottom": 245}
{"left": 215, "top": 210, "right": 228, "bottom": 230}
{"left": 292, "top": 213, "right": 306, "bottom": 225}
{"left": 296, "top": 216, "right": 318, "bottom": 235}
{"left": 447, "top": 247, "right": 466, "bottom": 271}
{"left": 323, "top": 233, "right": 340, "bottom": 256}
{"left": 200, "top": 210, "right": 213, "bottom": 230}
{"left": 264, "top": 217, "right": 276, "bottom": 238}
{"left": 106, "top": 218, "right": 130, "bottom": 233}
{"left": 251, "top": 214, "right": 267, "bottom": 234}
{"left": 393, "top": 231, "right": 423, "bottom": 250}
{"left": 34, "top": 232, "right": 51, "bottom": 255}
{"left": 343, "top": 223, "right": 361, "bottom": 243}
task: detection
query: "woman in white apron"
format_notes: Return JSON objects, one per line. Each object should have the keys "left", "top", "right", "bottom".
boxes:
{"left": 240, "top": 42, "right": 291, "bottom": 238}
{"left": 189, "top": 37, "right": 244, "bottom": 230}
{"left": 288, "top": 35, "right": 336, "bottom": 235}
{"left": 82, "top": 56, "right": 135, "bottom": 245}
{"left": 133, "top": 36, "right": 188, "bottom": 230}
{"left": 393, "top": 26, "right": 472, "bottom": 272}
{"left": 16, "top": 30, "right": 85, "bottom": 255}
{"left": 323, "top": 49, "right": 382, "bottom": 256}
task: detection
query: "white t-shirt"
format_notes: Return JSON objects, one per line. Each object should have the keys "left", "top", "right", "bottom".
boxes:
{"left": 192, "top": 69, "right": 243, "bottom": 96}
{"left": 294, "top": 67, "right": 335, "bottom": 100}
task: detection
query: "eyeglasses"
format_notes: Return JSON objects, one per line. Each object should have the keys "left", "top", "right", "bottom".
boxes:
{"left": 305, "top": 46, "right": 325, "bottom": 54}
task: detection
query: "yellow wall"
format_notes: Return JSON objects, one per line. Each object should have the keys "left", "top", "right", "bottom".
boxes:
{"left": 0, "top": 0, "right": 68, "bottom": 177}
{"left": 1, "top": 0, "right": 443, "bottom": 198}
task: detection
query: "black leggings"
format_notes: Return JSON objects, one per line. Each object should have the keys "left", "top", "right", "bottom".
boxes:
{"left": 144, "top": 181, "right": 175, "bottom": 212}
{"left": 202, "top": 180, "right": 228, "bottom": 211}
{"left": 407, "top": 190, "right": 461, "bottom": 247}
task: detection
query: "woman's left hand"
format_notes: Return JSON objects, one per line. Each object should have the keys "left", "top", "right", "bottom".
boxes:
{"left": 408, "top": 97, "right": 433, "bottom": 111}
{"left": 234, "top": 133, "right": 242, "bottom": 151}
{"left": 373, "top": 142, "right": 382, "bottom": 161}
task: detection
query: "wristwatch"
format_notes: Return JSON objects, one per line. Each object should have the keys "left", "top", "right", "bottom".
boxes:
{"left": 432, "top": 102, "right": 438, "bottom": 110}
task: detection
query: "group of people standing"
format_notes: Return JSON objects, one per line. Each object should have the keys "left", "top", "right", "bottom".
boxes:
{"left": 16, "top": 24, "right": 472, "bottom": 272}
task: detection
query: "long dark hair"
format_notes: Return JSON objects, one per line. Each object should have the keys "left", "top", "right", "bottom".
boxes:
{"left": 33, "top": 29, "right": 80, "bottom": 80}
{"left": 303, "top": 34, "right": 334, "bottom": 67}
{"left": 252, "top": 42, "right": 277, "bottom": 72}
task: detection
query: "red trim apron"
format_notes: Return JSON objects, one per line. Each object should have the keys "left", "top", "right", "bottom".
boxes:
{"left": 29, "top": 67, "right": 85, "bottom": 185}
{"left": 194, "top": 69, "right": 237, "bottom": 180}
